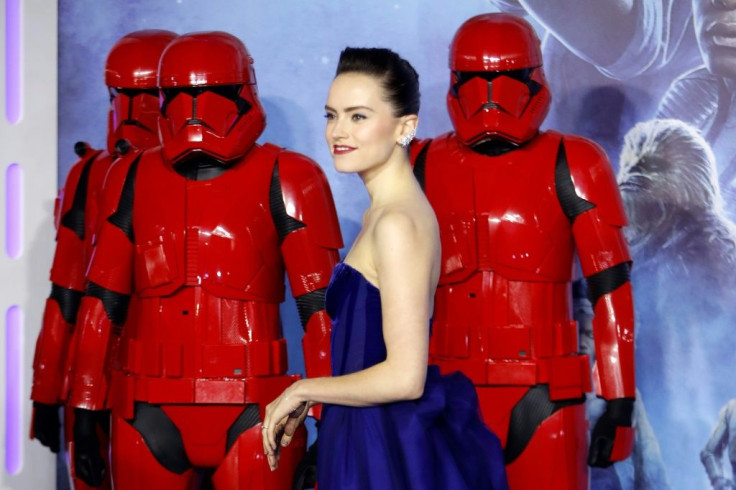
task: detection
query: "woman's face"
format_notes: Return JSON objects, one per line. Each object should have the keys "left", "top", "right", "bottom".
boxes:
{"left": 324, "top": 72, "right": 403, "bottom": 174}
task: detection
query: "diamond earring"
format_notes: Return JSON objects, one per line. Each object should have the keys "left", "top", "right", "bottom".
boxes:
{"left": 398, "top": 130, "right": 416, "bottom": 147}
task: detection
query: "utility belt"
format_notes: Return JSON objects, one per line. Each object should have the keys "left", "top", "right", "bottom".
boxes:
{"left": 433, "top": 354, "right": 592, "bottom": 401}
{"left": 108, "top": 371, "right": 300, "bottom": 420}
{"left": 121, "top": 338, "right": 288, "bottom": 379}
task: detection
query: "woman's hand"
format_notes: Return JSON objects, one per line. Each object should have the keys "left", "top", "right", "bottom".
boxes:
{"left": 261, "top": 380, "right": 311, "bottom": 470}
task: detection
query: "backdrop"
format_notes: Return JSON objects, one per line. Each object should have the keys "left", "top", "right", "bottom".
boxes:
{"left": 57, "top": 1, "right": 736, "bottom": 489}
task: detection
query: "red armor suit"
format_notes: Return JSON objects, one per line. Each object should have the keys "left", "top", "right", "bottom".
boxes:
{"left": 411, "top": 13, "right": 635, "bottom": 489}
{"left": 30, "top": 30, "right": 177, "bottom": 490}
{"left": 68, "top": 31, "right": 342, "bottom": 489}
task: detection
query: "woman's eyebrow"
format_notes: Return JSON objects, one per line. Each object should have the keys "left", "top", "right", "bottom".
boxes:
{"left": 324, "top": 104, "right": 375, "bottom": 113}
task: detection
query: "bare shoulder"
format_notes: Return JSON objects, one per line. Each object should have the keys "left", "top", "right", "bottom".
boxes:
{"left": 373, "top": 202, "right": 430, "bottom": 244}
{"left": 372, "top": 198, "right": 439, "bottom": 264}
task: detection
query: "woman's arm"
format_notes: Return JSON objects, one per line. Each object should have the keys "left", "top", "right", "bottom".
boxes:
{"left": 262, "top": 208, "right": 437, "bottom": 454}
{"left": 302, "top": 211, "right": 433, "bottom": 402}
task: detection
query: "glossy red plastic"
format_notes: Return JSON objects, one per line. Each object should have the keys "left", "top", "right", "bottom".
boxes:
{"left": 105, "top": 30, "right": 177, "bottom": 88}
{"left": 157, "top": 32, "right": 266, "bottom": 164}
{"left": 414, "top": 126, "right": 635, "bottom": 489}
{"left": 69, "top": 107, "right": 341, "bottom": 487}
{"left": 449, "top": 13, "right": 543, "bottom": 71}
{"left": 110, "top": 411, "right": 305, "bottom": 488}
{"left": 32, "top": 30, "right": 177, "bottom": 489}
{"left": 105, "top": 30, "right": 177, "bottom": 153}
{"left": 447, "top": 13, "right": 551, "bottom": 145}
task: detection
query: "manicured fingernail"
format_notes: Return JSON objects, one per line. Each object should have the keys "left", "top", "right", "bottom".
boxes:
{"left": 281, "top": 439, "right": 289, "bottom": 447}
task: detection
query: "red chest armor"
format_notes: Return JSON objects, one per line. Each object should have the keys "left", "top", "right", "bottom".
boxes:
{"left": 421, "top": 132, "right": 590, "bottom": 400}
{"left": 71, "top": 141, "right": 341, "bottom": 414}
{"left": 76, "top": 143, "right": 335, "bottom": 413}
{"left": 132, "top": 145, "right": 284, "bottom": 302}
{"left": 428, "top": 131, "right": 573, "bottom": 284}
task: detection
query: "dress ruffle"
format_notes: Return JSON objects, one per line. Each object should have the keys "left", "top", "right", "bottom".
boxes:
{"left": 317, "top": 263, "right": 508, "bottom": 489}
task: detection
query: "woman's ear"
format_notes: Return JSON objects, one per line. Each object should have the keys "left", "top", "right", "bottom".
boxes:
{"left": 396, "top": 115, "right": 419, "bottom": 147}
{"left": 400, "top": 114, "right": 418, "bottom": 137}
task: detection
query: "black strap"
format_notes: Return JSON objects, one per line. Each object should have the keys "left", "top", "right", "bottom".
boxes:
{"left": 85, "top": 282, "right": 130, "bottom": 332}
{"left": 585, "top": 262, "right": 631, "bottom": 307}
{"left": 295, "top": 288, "right": 327, "bottom": 329}
{"left": 107, "top": 154, "right": 142, "bottom": 243}
{"left": 128, "top": 402, "right": 191, "bottom": 474}
{"left": 225, "top": 404, "right": 261, "bottom": 453}
{"left": 505, "top": 384, "right": 585, "bottom": 464}
{"left": 269, "top": 160, "right": 306, "bottom": 243}
{"left": 49, "top": 284, "right": 85, "bottom": 325}
{"left": 60, "top": 153, "right": 99, "bottom": 240}
{"left": 555, "top": 141, "right": 595, "bottom": 223}
{"left": 172, "top": 154, "right": 228, "bottom": 181}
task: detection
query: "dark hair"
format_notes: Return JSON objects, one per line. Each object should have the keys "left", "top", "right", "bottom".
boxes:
{"left": 335, "top": 47, "right": 420, "bottom": 117}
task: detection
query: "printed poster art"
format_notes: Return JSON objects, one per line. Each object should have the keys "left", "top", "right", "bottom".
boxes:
{"left": 57, "top": 1, "right": 736, "bottom": 488}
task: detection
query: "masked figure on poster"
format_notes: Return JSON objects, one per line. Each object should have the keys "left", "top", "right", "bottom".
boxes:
{"left": 67, "top": 31, "right": 342, "bottom": 489}
{"left": 411, "top": 13, "right": 636, "bottom": 489}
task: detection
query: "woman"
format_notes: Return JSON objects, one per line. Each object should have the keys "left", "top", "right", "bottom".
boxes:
{"left": 262, "top": 47, "right": 508, "bottom": 489}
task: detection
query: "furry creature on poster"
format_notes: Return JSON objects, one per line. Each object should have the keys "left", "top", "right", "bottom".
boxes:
{"left": 618, "top": 118, "right": 736, "bottom": 489}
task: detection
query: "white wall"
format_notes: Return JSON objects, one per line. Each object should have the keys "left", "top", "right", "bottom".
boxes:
{"left": 1, "top": 0, "right": 58, "bottom": 488}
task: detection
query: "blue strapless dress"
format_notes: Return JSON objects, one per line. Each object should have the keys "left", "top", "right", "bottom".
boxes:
{"left": 317, "top": 262, "right": 509, "bottom": 490}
